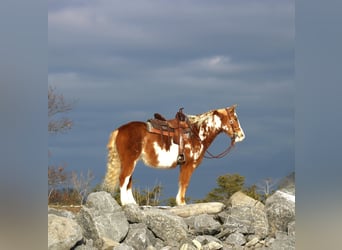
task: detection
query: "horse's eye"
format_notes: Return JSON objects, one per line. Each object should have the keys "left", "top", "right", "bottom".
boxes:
{"left": 229, "top": 120, "right": 234, "bottom": 124}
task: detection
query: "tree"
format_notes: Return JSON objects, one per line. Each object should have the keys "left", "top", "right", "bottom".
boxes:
{"left": 48, "top": 165, "right": 68, "bottom": 202}
{"left": 256, "top": 177, "right": 278, "bottom": 201}
{"left": 48, "top": 85, "right": 76, "bottom": 205}
{"left": 48, "top": 85, "right": 74, "bottom": 134}
{"left": 197, "top": 173, "right": 245, "bottom": 203}
{"left": 71, "top": 169, "right": 94, "bottom": 205}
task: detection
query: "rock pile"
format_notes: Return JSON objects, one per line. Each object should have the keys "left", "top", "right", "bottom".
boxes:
{"left": 48, "top": 189, "right": 295, "bottom": 250}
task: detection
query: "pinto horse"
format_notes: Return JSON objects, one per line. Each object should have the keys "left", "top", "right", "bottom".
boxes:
{"left": 103, "top": 105, "right": 245, "bottom": 205}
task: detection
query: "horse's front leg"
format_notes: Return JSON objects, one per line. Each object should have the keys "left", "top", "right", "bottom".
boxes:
{"left": 176, "top": 163, "right": 196, "bottom": 205}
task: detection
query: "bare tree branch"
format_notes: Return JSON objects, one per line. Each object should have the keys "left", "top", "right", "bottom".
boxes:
{"left": 48, "top": 85, "right": 74, "bottom": 134}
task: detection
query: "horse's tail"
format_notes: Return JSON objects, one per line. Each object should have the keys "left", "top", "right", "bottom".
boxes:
{"left": 103, "top": 130, "right": 121, "bottom": 193}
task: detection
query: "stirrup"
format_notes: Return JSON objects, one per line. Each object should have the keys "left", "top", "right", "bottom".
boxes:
{"left": 177, "top": 154, "right": 186, "bottom": 164}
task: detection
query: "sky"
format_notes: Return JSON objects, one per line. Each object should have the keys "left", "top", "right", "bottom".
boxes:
{"left": 48, "top": 0, "right": 294, "bottom": 201}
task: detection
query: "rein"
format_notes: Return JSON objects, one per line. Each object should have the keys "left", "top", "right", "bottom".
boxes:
{"left": 203, "top": 139, "right": 235, "bottom": 159}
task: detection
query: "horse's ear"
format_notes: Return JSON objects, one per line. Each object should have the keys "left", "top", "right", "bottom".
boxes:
{"left": 231, "top": 104, "right": 238, "bottom": 109}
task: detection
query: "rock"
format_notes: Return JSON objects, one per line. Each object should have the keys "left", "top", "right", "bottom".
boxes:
{"left": 245, "top": 236, "right": 259, "bottom": 247}
{"left": 216, "top": 214, "right": 249, "bottom": 237}
{"left": 265, "top": 189, "right": 295, "bottom": 235}
{"left": 124, "top": 204, "right": 188, "bottom": 247}
{"left": 122, "top": 203, "right": 146, "bottom": 223}
{"left": 288, "top": 220, "right": 295, "bottom": 237}
{"left": 47, "top": 187, "right": 296, "bottom": 250}
{"left": 224, "top": 232, "right": 246, "bottom": 246}
{"left": 76, "top": 192, "right": 129, "bottom": 249}
{"left": 113, "top": 243, "right": 135, "bottom": 250}
{"left": 265, "top": 231, "right": 295, "bottom": 250}
{"left": 123, "top": 223, "right": 156, "bottom": 249}
{"left": 223, "top": 191, "right": 268, "bottom": 238}
{"left": 143, "top": 208, "right": 188, "bottom": 246}
{"left": 193, "top": 214, "right": 221, "bottom": 235}
{"left": 86, "top": 191, "right": 122, "bottom": 212}
{"left": 48, "top": 214, "right": 83, "bottom": 250}
{"left": 180, "top": 242, "right": 198, "bottom": 250}
{"left": 48, "top": 207, "right": 76, "bottom": 219}
{"left": 202, "top": 241, "right": 223, "bottom": 250}
{"left": 73, "top": 239, "right": 98, "bottom": 250}
{"left": 168, "top": 202, "right": 225, "bottom": 217}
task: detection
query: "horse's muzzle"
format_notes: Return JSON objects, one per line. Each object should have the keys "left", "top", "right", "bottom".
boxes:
{"left": 234, "top": 131, "right": 245, "bottom": 142}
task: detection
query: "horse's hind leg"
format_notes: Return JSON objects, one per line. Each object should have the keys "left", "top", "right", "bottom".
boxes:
{"left": 176, "top": 163, "right": 196, "bottom": 205}
{"left": 119, "top": 160, "right": 139, "bottom": 205}
{"left": 120, "top": 174, "right": 136, "bottom": 205}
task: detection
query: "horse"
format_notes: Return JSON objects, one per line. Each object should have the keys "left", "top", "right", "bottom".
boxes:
{"left": 103, "top": 104, "right": 245, "bottom": 205}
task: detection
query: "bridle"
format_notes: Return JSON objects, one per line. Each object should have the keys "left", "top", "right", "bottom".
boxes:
{"left": 187, "top": 108, "right": 237, "bottom": 159}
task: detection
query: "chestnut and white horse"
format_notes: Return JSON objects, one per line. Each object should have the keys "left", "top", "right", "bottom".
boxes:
{"left": 103, "top": 105, "right": 245, "bottom": 205}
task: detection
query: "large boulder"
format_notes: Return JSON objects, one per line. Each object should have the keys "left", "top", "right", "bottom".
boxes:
{"left": 48, "top": 214, "right": 83, "bottom": 250}
{"left": 265, "top": 189, "right": 295, "bottom": 235}
{"left": 220, "top": 191, "right": 268, "bottom": 238}
{"left": 76, "top": 191, "right": 129, "bottom": 249}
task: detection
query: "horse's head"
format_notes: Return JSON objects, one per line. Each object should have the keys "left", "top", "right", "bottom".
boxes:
{"left": 221, "top": 104, "right": 245, "bottom": 143}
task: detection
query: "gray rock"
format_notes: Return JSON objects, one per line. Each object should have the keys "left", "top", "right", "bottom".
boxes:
{"left": 265, "top": 189, "right": 295, "bottom": 235}
{"left": 123, "top": 223, "right": 156, "bottom": 249}
{"left": 143, "top": 209, "right": 188, "bottom": 246}
{"left": 48, "top": 207, "right": 76, "bottom": 219}
{"left": 194, "top": 235, "right": 222, "bottom": 245}
{"left": 124, "top": 205, "right": 188, "bottom": 246}
{"left": 288, "top": 220, "right": 295, "bottom": 237}
{"left": 224, "top": 232, "right": 246, "bottom": 246}
{"left": 168, "top": 202, "right": 225, "bottom": 217}
{"left": 48, "top": 214, "right": 83, "bottom": 250}
{"left": 222, "top": 191, "right": 268, "bottom": 238}
{"left": 76, "top": 192, "right": 129, "bottom": 249}
{"left": 217, "top": 215, "right": 250, "bottom": 237}
{"left": 180, "top": 242, "right": 198, "bottom": 250}
{"left": 193, "top": 214, "right": 221, "bottom": 235}
{"left": 113, "top": 243, "right": 135, "bottom": 250}
{"left": 73, "top": 239, "right": 98, "bottom": 250}
{"left": 245, "top": 236, "right": 259, "bottom": 247}
{"left": 264, "top": 231, "right": 295, "bottom": 250}
{"left": 202, "top": 241, "right": 223, "bottom": 250}
{"left": 86, "top": 191, "right": 122, "bottom": 212}
{"left": 122, "top": 203, "right": 146, "bottom": 223}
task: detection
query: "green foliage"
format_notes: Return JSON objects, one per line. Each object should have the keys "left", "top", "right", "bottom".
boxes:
{"left": 243, "top": 184, "right": 261, "bottom": 201}
{"left": 196, "top": 173, "right": 245, "bottom": 203}
{"left": 195, "top": 173, "right": 264, "bottom": 204}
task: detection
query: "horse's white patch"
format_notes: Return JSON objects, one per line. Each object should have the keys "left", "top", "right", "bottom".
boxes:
{"left": 120, "top": 176, "right": 137, "bottom": 205}
{"left": 153, "top": 141, "right": 178, "bottom": 167}
{"left": 207, "top": 115, "right": 222, "bottom": 130}
{"left": 193, "top": 144, "right": 203, "bottom": 161}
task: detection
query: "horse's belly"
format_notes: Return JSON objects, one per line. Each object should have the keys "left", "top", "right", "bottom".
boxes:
{"left": 141, "top": 141, "right": 178, "bottom": 168}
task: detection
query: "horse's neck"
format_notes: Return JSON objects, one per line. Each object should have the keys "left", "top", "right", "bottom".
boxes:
{"left": 191, "top": 112, "right": 222, "bottom": 147}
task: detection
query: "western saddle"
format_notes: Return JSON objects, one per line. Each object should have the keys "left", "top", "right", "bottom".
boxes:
{"left": 146, "top": 108, "right": 191, "bottom": 164}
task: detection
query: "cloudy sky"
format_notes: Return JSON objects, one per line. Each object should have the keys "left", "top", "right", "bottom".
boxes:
{"left": 48, "top": 0, "right": 294, "bottom": 200}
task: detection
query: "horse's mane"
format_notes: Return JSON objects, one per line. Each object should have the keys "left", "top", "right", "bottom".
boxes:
{"left": 187, "top": 109, "right": 216, "bottom": 125}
